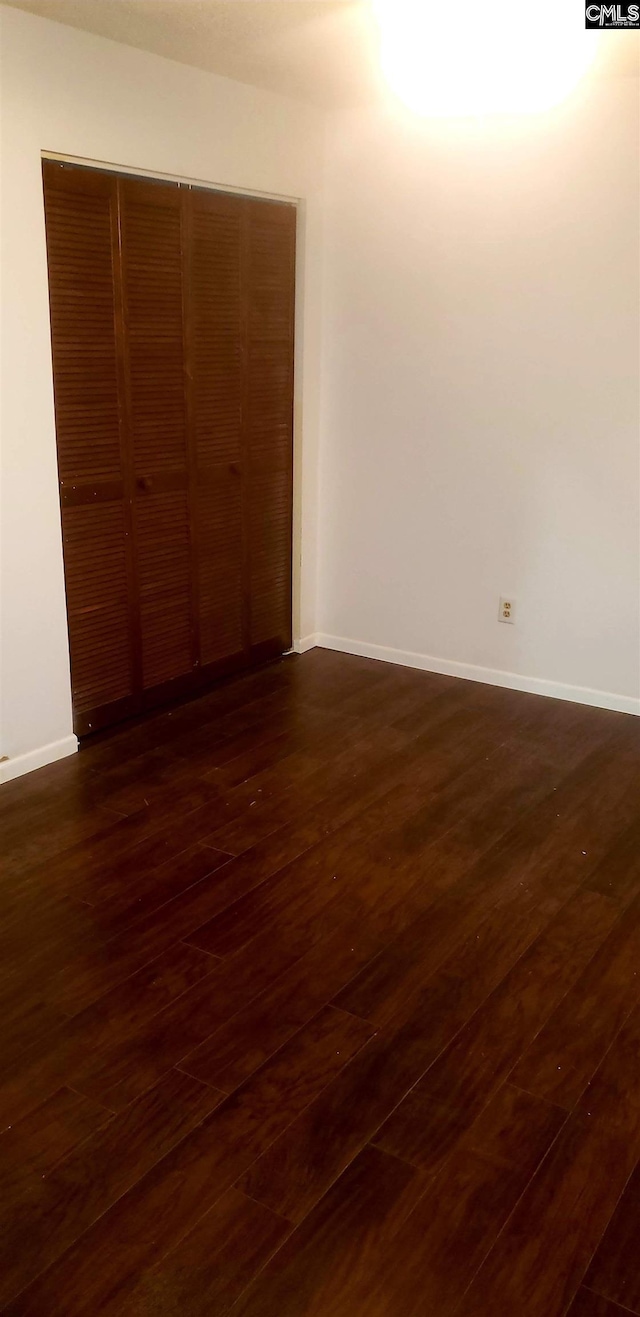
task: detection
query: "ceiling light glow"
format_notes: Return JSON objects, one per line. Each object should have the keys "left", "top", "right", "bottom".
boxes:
{"left": 373, "top": 0, "right": 600, "bottom": 117}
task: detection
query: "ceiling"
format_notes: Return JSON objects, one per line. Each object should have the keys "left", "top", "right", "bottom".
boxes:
{"left": 5, "top": 0, "right": 639, "bottom": 108}
{"left": 4, "top": 1, "right": 384, "bottom": 106}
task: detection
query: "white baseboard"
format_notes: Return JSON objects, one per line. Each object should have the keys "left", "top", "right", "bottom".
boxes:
{"left": 1, "top": 634, "right": 635, "bottom": 788}
{"left": 0, "top": 734, "right": 78, "bottom": 785}
{"left": 313, "top": 633, "right": 640, "bottom": 718}
{"left": 292, "top": 634, "right": 319, "bottom": 655}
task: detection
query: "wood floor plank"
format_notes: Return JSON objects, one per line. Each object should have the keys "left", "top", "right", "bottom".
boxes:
{"left": 0, "top": 849, "right": 229, "bottom": 1000}
{"left": 89, "top": 755, "right": 221, "bottom": 820}
{"left": 37, "top": 742, "right": 458, "bottom": 1013}
{"left": 184, "top": 780, "right": 434, "bottom": 959}
{"left": 178, "top": 914, "right": 399, "bottom": 1093}
{"left": 56, "top": 795, "right": 255, "bottom": 908}
{"left": 14, "top": 690, "right": 352, "bottom": 895}
{"left": 180, "top": 717, "right": 560, "bottom": 1089}
{"left": 0, "top": 991, "right": 70, "bottom": 1072}
{"left": 229, "top": 1146, "right": 427, "bottom": 1317}
{"left": 174, "top": 735, "right": 551, "bottom": 1092}
{"left": 0, "top": 1068, "right": 223, "bottom": 1309}
{"left": 81, "top": 842, "right": 232, "bottom": 934}
{"left": 113, "top": 1189, "right": 292, "bottom": 1317}
{"left": 0, "top": 942, "right": 220, "bottom": 1127}
{"left": 566, "top": 1289, "right": 639, "bottom": 1316}
{"left": 200, "top": 716, "right": 357, "bottom": 790}
{"left": 331, "top": 862, "right": 558, "bottom": 1031}
{"left": 70, "top": 886, "right": 377, "bottom": 1109}
{"left": 197, "top": 693, "right": 502, "bottom": 873}
{"left": 584, "top": 1162, "right": 640, "bottom": 1314}
{"left": 117, "top": 786, "right": 475, "bottom": 1104}
{"left": 587, "top": 817, "right": 640, "bottom": 911}
{"left": 75, "top": 661, "right": 297, "bottom": 773}
{"left": 235, "top": 1084, "right": 566, "bottom": 1317}
{"left": 7, "top": 794, "right": 231, "bottom": 910}
{"left": 186, "top": 715, "right": 569, "bottom": 984}
{"left": 456, "top": 1114, "right": 637, "bottom": 1317}
{"left": 372, "top": 888, "right": 617, "bottom": 1172}
{"left": 1, "top": 798, "right": 126, "bottom": 877}
{"left": 202, "top": 722, "right": 415, "bottom": 856}
{"left": 0, "top": 904, "right": 103, "bottom": 1001}
{"left": 333, "top": 735, "right": 640, "bottom": 1027}
{"left": 238, "top": 885, "right": 616, "bottom": 1224}
{"left": 456, "top": 989, "right": 640, "bottom": 1317}
{"left": 2, "top": 1006, "right": 374, "bottom": 1316}
{"left": 509, "top": 891, "right": 640, "bottom": 1111}
{"left": 0, "top": 1087, "right": 112, "bottom": 1200}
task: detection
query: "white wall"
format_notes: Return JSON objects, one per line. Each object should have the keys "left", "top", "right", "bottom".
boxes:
{"left": 317, "top": 75, "right": 640, "bottom": 711}
{"left": 0, "top": 3, "right": 325, "bottom": 778}
{"left": 1, "top": 6, "right": 639, "bottom": 785}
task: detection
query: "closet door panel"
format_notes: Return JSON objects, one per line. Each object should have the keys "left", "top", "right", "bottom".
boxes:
{"left": 191, "top": 192, "right": 243, "bottom": 468}
{"left": 197, "top": 471, "right": 243, "bottom": 666}
{"left": 135, "top": 485, "right": 192, "bottom": 688}
{"left": 245, "top": 200, "right": 296, "bottom": 654}
{"left": 43, "top": 162, "right": 135, "bottom": 728}
{"left": 248, "top": 462, "right": 293, "bottom": 650}
{"left": 122, "top": 179, "right": 187, "bottom": 474}
{"left": 247, "top": 346, "right": 292, "bottom": 462}
{"left": 189, "top": 188, "right": 245, "bottom": 667}
{"left": 44, "top": 170, "right": 122, "bottom": 486}
{"left": 61, "top": 501, "right": 132, "bottom": 714}
{"left": 119, "top": 178, "right": 193, "bottom": 689}
{"left": 44, "top": 164, "right": 295, "bottom": 736}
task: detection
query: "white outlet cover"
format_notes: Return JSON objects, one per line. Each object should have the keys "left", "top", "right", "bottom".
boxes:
{"left": 499, "top": 596, "right": 516, "bottom": 624}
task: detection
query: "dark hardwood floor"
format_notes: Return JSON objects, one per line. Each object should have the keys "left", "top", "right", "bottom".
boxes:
{"left": 2, "top": 648, "right": 640, "bottom": 1315}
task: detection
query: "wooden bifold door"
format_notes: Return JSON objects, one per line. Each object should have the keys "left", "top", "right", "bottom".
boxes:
{"left": 43, "top": 159, "right": 295, "bottom": 736}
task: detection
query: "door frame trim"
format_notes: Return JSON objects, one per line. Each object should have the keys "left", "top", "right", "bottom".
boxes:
{"left": 41, "top": 151, "right": 301, "bottom": 206}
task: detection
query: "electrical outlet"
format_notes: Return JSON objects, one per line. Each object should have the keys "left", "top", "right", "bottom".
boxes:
{"left": 499, "top": 596, "right": 516, "bottom": 624}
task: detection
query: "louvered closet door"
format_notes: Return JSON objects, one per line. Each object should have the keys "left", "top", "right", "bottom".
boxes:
{"left": 188, "top": 188, "right": 245, "bottom": 671}
{"left": 44, "top": 163, "right": 295, "bottom": 737}
{"left": 119, "top": 178, "right": 194, "bottom": 691}
{"left": 42, "top": 162, "right": 136, "bottom": 732}
{"left": 245, "top": 199, "right": 296, "bottom": 658}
